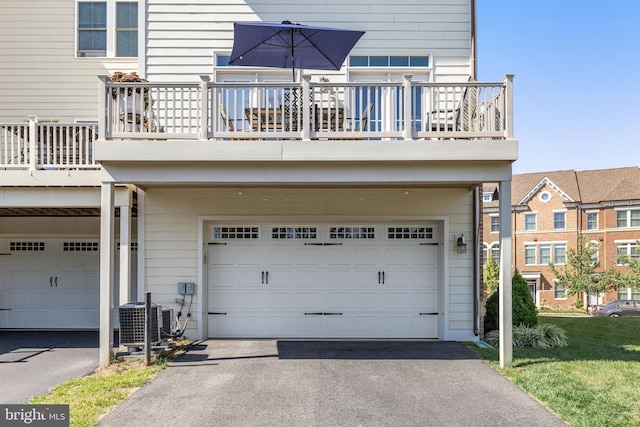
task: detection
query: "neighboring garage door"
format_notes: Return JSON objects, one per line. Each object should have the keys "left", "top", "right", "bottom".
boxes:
{"left": 207, "top": 224, "right": 439, "bottom": 338}
{"left": 0, "top": 239, "right": 100, "bottom": 329}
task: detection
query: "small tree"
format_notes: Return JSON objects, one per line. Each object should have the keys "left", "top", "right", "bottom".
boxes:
{"left": 549, "top": 233, "right": 618, "bottom": 304}
{"left": 483, "top": 255, "right": 500, "bottom": 296}
{"left": 618, "top": 240, "right": 640, "bottom": 293}
{"left": 484, "top": 270, "right": 538, "bottom": 333}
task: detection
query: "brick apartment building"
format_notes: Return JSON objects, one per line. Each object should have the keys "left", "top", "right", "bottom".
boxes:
{"left": 483, "top": 167, "right": 640, "bottom": 309}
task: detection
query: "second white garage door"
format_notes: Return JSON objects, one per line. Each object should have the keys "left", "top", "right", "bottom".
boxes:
{"left": 207, "top": 224, "right": 440, "bottom": 338}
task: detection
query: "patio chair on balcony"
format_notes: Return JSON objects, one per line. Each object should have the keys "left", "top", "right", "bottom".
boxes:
{"left": 427, "top": 77, "right": 478, "bottom": 134}
{"left": 333, "top": 103, "right": 373, "bottom": 140}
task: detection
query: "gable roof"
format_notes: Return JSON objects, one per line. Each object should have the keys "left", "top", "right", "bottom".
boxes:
{"left": 483, "top": 167, "right": 640, "bottom": 208}
{"left": 512, "top": 169, "right": 580, "bottom": 206}
{"left": 575, "top": 167, "right": 640, "bottom": 204}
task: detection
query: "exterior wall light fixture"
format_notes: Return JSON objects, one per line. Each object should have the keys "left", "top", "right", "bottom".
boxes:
{"left": 456, "top": 234, "right": 467, "bottom": 253}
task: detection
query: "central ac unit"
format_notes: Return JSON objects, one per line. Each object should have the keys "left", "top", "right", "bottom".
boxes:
{"left": 119, "top": 302, "right": 162, "bottom": 347}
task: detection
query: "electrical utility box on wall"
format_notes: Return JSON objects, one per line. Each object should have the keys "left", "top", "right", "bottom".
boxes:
{"left": 178, "top": 282, "right": 195, "bottom": 295}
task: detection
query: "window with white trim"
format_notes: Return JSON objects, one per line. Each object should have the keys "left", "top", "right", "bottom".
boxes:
{"left": 554, "top": 283, "right": 566, "bottom": 299}
{"left": 524, "top": 213, "right": 536, "bottom": 231}
{"left": 490, "top": 216, "right": 499, "bottom": 233}
{"left": 490, "top": 243, "right": 500, "bottom": 260}
{"left": 554, "top": 243, "right": 567, "bottom": 264}
{"left": 525, "top": 242, "right": 567, "bottom": 265}
{"left": 553, "top": 211, "right": 566, "bottom": 229}
{"left": 616, "top": 209, "right": 640, "bottom": 228}
{"left": 77, "top": 1, "right": 138, "bottom": 58}
{"left": 586, "top": 212, "right": 598, "bottom": 230}
{"left": 616, "top": 242, "right": 639, "bottom": 265}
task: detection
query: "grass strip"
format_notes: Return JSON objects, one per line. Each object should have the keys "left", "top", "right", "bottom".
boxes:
{"left": 468, "top": 316, "right": 640, "bottom": 427}
{"left": 29, "top": 341, "right": 191, "bottom": 427}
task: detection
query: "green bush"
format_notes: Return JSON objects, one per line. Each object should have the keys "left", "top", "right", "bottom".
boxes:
{"left": 484, "top": 270, "right": 538, "bottom": 333}
{"left": 485, "top": 323, "right": 568, "bottom": 349}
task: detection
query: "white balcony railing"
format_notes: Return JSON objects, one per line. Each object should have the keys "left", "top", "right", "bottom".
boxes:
{"left": 99, "top": 75, "right": 513, "bottom": 142}
{"left": 0, "top": 117, "right": 98, "bottom": 170}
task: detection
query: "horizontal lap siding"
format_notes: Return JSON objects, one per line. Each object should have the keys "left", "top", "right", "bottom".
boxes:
{"left": 145, "top": 0, "right": 472, "bottom": 81}
{"left": 144, "top": 187, "right": 474, "bottom": 336}
{"left": 0, "top": 1, "right": 136, "bottom": 121}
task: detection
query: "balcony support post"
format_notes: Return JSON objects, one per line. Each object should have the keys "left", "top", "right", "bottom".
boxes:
{"left": 200, "top": 76, "right": 211, "bottom": 140}
{"left": 97, "top": 76, "right": 108, "bottom": 141}
{"left": 403, "top": 75, "right": 413, "bottom": 140}
{"left": 302, "top": 75, "right": 311, "bottom": 141}
{"left": 27, "top": 115, "right": 38, "bottom": 170}
{"left": 504, "top": 74, "right": 514, "bottom": 139}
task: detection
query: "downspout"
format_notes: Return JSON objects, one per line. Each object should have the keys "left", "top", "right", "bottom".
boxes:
{"left": 473, "top": 186, "right": 481, "bottom": 336}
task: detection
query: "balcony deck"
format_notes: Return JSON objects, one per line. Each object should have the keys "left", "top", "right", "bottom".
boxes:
{"left": 1, "top": 75, "right": 514, "bottom": 172}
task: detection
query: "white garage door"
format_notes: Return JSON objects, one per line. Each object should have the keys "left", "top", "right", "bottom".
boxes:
{"left": 207, "top": 224, "right": 439, "bottom": 338}
{"left": 0, "top": 239, "right": 100, "bottom": 329}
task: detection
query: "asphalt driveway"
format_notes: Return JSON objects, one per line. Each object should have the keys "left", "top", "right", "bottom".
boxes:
{"left": 0, "top": 331, "right": 99, "bottom": 404}
{"left": 98, "top": 340, "right": 566, "bottom": 427}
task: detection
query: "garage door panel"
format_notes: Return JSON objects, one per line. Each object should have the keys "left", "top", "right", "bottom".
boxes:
{"left": 382, "top": 248, "right": 411, "bottom": 265}
{"left": 269, "top": 248, "right": 295, "bottom": 265}
{"left": 412, "top": 291, "right": 438, "bottom": 312}
{"left": 354, "top": 316, "right": 378, "bottom": 334}
{"left": 385, "top": 292, "right": 412, "bottom": 309}
{"left": 326, "top": 316, "right": 353, "bottom": 335}
{"left": 210, "top": 270, "right": 238, "bottom": 288}
{"left": 295, "top": 292, "right": 324, "bottom": 310}
{"left": 412, "top": 269, "right": 438, "bottom": 287}
{"left": 270, "top": 316, "right": 294, "bottom": 335}
{"left": 412, "top": 247, "right": 438, "bottom": 265}
{"left": 237, "top": 248, "right": 262, "bottom": 265}
{"left": 238, "top": 292, "right": 261, "bottom": 309}
{"left": 269, "top": 292, "right": 292, "bottom": 310}
{"left": 354, "top": 292, "right": 383, "bottom": 310}
{"left": 210, "top": 292, "right": 236, "bottom": 310}
{"left": 295, "top": 269, "right": 324, "bottom": 287}
{"left": 414, "top": 316, "right": 438, "bottom": 337}
{"left": 296, "top": 315, "right": 323, "bottom": 334}
{"left": 351, "top": 248, "right": 378, "bottom": 265}
{"left": 326, "top": 292, "right": 353, "bottom": 310}
{"left": 237, "top": 316, "right": 264, "bottom": 334}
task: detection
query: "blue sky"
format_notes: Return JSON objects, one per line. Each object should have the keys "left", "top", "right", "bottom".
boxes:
{"left": 477, "top": 1, "right": 640, "bottom": 175}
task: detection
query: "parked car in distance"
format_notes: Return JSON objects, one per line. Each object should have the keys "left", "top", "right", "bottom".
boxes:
{"left": 592, "top": 300, "right": 640, "bottom": 317}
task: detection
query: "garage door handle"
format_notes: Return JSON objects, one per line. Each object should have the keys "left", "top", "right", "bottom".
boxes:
{"left": 378, "top": 271, "right": 385, "bottom": 284}
{"left": 382, "top": 271, "right": 385, "bottom": 284}
{"left": 261, "top": 271, "right": 265, "bottom": 284}
{"left": 50, "top": 277, "right": 53, "bottom": 287}
{"left": 55, "top": 277, "right": 58, "bottom": 287}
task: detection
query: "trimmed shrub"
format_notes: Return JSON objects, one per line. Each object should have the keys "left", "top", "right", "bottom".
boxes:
{"left": 484, "top": 270, "right": 538, "bottom": 333}
{"left": 485, "top": 323, "right": 568, "bottom": 349}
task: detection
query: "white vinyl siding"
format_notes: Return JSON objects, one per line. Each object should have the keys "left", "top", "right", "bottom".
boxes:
{"left": 144, "top": 1, "right": 473, "bottom": 81}
{"left": 143, "top": 187, "right": 474, "bottom": 339}
{"left": 0, "top": 1, "right": 137, "bottom": 121}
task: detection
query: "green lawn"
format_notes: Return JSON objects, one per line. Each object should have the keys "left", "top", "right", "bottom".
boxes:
{"left": 468, "top": 316, "right": 640, "bottom": 427}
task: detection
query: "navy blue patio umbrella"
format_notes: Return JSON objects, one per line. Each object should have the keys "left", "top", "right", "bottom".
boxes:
{"left": 229, "top": 21, "right": 365, "bottom": 80}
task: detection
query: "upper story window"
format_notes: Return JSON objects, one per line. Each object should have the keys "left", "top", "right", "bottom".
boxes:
{"left": 483, "top": 193, "right": 493, "bottom": 202}
{"left": 77, "top": 1, "right": 138, "bottom": 58}
{"left": 525, "top": 242, "right": 567, "bottom": 266}
{"left": 349, "top": 55, "right": 429, "bottom": 67}
{"left": 490, "top": 216, "right": 499, "bottom": 233}
{"left": 586, "top": 212, "right": 598, "bottom": 230}
{"left": 616, "top": 209, "right": 640, "bottom": 228}
{"left": 616, "top": 241, "right": 639, "bottom": 265}
{"left": 554, "top": 212, "right": 566, "bottom": 229}
{"left": 524, "top": 213, "right": 537, "bottom": 231}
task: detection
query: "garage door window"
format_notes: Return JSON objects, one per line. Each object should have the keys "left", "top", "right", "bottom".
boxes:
{"left": 329, "top": 226, "right": 375, "bottom": 239}
{"left": 10, "top": 242, "right": 45, "bottom": 251}
{"left": 271, "top": 226, "right": 318, "bottom": 239}
{"left": 63, "top": 242, "right": 99, "bottom": 251}
{"left": 387, "top": 226, "right": 434, "bottom": 240}
{"left": 213, "top": 226, "right": 260, "bottom": 239}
